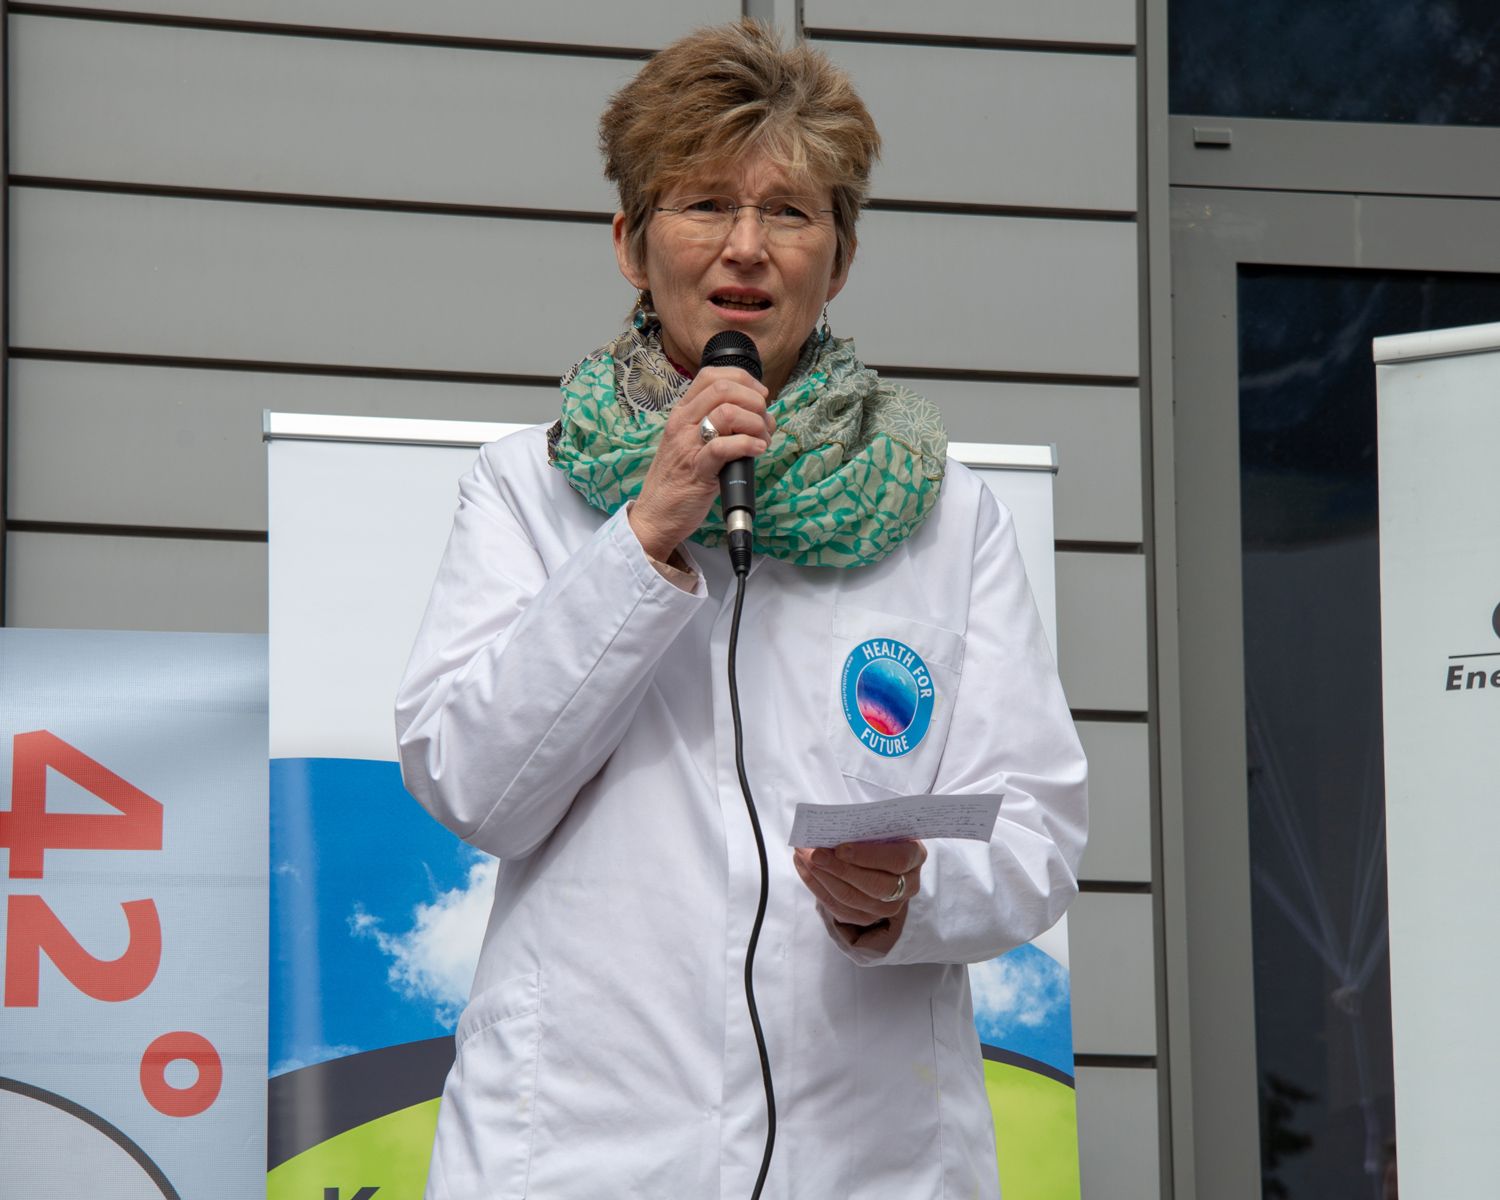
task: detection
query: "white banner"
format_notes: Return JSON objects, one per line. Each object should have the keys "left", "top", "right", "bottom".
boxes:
{"left": 0, "top": 630, "right": 267, "bottom": 1200}
{"left": 266, "top": 415, "right": 1078, "bottom": 1198}
{"left": 1375, "top": 321, "right": 1500, "bottom": 1199}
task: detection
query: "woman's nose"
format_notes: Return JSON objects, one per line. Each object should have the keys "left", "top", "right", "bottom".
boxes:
{"left": 721, "top": 205, "right": 770, "bottom": 260}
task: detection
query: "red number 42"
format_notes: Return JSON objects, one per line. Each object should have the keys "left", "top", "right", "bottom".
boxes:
{"left": 1, "top": 731, "right": 163, "bottom": 1007}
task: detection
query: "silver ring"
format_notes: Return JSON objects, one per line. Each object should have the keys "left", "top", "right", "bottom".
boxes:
{"left": 883, "top": 874, "right": 907, "bottom": 903}
{"left": 699, "top": 415, "right": 719, "bottom": 444}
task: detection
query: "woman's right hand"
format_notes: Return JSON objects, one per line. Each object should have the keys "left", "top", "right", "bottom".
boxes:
{"left": 628, "top": 366, "right": 773, "bottom": 561}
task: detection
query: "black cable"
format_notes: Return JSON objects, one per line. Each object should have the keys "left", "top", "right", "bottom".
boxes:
{"left": 727, "top": 570, "right": 776, "bottom": 1199}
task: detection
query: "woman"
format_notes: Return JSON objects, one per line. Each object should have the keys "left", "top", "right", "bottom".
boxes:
{"left": 396, "top": 21, "right": 1086, "bottom": 1199}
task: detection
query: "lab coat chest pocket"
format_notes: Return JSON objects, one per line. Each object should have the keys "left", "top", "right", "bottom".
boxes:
{"left": 431, "top": 969, "right": 542, "bottom": 1199}
{"left": 828, "top": 603, "right": 965, "bottom": 795}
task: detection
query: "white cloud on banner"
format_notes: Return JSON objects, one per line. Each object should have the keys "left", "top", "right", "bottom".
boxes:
{"left": 968, "top": 948, "right": 1069, "bottom": 1036}
{"left": 271, "top": 1043, "right": 361, "bottom": 1076}
{"left": 351, "top": 856, "right": 497, "bottom": 1024}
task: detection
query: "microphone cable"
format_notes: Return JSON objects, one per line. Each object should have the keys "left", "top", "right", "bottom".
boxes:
{"left": 727, "top": 568, "right": 776, "bottom": 1199}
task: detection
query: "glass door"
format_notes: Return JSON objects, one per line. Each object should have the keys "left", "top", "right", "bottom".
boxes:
{"left": 1168, "top": 188, "right": 1500, "bottom": 1200}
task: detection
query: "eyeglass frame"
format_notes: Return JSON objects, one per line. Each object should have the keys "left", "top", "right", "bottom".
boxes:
{"left": 650, "top": 193, "right": 836, "bottom": 242}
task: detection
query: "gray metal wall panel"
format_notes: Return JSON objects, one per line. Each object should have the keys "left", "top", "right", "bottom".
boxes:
{"left": 11, "top": 368, "right": 1141, "bottom": 545}
{"left": 1076, "top": 1066, "right": 1162, "bottom": 1199}
{"left": 11, "top": 364, "right": 1143, "bottom": 545}
{"left": 905, "top": 378, "right": 1142, "bottom": 544}
{"left": 804, "top": 0, "right": 1136, "bottom": 47}
{"left": 13, "top": 189, "right": 1139, "bottom": 381}
{"left": 11, "top": 16, "right": 630, "bottom": 213}
{"left": 840, "top": 211, "right": 1139, "bottom": 376}
{"left": 1070, "top": 892, "right": 1156, "bottom": 1054}
{"left": 31, "top": 1, "right": 739, "bottom": 48}
{"left": 6, "top": 531, "right": 267, "bottom": 632}
{"left": 1056, "top": 551, "right": 1148, "bottom": 712}
{"left": 6, "top": 360, "right": 554, "bottom": 531}
{"left": 1075, "top": 721, "right": 1152, "bottom": 883}
{"left": 9, "top": 361, "right": 1144, "bottom": 552}
{"left": 818, "top": 41, "right": 1136, "bottom": 212}
{"left": 15, "top": 20, "right": 1138, "bottom": 217}
{"left": 10, "top": 188, "right": 626, "bottom": 374}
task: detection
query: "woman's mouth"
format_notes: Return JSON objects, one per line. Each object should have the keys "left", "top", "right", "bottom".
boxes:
{"left": 711, "top": 292, "right": 772, "bottom": 312}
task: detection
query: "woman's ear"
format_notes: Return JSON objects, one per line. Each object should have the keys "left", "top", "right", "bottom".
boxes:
{"left": 612, "top": 213, "right": 648, "bottom": 291}
{"left": 826, "top": 238, "right": 854, "bottom": 304}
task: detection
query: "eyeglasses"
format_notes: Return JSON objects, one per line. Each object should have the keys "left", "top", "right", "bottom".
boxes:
{"left": 652, "top": 194, "right": 834, "bottom": 243}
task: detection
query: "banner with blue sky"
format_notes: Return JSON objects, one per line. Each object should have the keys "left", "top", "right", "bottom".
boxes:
{"left": 267, "top": 417, "right": 1079, "bottom": 1198}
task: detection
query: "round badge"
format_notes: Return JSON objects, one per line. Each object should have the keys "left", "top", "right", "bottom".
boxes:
{"left": 841, "top": 637, "right": 935, "bottom": 758}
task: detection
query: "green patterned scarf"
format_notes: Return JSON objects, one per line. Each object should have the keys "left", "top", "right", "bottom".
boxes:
{"left": 547, "top": 323, "right": 947, "bottom": 568}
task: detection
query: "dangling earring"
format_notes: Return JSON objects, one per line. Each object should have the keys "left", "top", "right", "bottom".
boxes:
{"left": 818, "top": 304, "right": 832, "bottom": 345}
{"left": 632, "top": 289, "right": 657, "bottom": 331}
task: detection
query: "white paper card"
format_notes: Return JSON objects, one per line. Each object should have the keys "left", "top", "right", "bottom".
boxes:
{"left": 787, "top": 793, "right": 1003, "bottom": 849}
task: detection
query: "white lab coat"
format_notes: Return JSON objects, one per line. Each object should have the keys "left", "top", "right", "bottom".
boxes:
{"left": 396, "top": 424, "right": 1087, "bottom": 1199}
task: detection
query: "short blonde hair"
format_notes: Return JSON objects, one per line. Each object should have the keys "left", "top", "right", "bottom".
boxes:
{"left": 600, "top": 21, "right": 880, "bottom": 275}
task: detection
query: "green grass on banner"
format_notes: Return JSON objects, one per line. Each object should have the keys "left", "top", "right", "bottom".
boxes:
{"left": 267, "top": 1098, "right": 439, "bottom": 1200}
{"left": 987, "top": 1058, "right": 1082, "bottom": 1200}
{"left": 265, "top": 1062, "right": 1079, "bottom": 1197}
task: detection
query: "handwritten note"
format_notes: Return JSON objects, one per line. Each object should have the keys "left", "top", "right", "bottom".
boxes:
{"left": 787, "top": 793, "right": 1003, "bottom": 849}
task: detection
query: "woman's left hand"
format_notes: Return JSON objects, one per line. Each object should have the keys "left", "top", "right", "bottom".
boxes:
{"left": 793, "top": 838, "right": 926, "bottom": 953}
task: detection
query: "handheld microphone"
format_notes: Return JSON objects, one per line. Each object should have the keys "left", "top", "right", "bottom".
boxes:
{"left": 700, "top": 331, "right": 761, "bottom": 577}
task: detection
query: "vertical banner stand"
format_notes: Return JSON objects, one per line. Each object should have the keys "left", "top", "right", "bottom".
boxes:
{"left": 1375, "top": 322, "right": 1500, "bottom": 1199}
{"left": 266, "top": 414, "right": 1079, "bottom": 1197}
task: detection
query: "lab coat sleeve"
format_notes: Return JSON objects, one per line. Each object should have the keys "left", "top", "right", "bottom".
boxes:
{"left": 840, "top": 487, "right": 1088, "bottom": 967}
{"left": 395, "top": 444, "right": 706, "bottom": 860}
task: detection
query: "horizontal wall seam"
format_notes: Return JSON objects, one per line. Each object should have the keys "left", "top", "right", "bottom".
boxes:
{"left": 6, "top": 3, "right": 656, "bottom": 60}
{"left": 806, "top": 27, "right": 1136, "bottom": 57}
{"left": 872, "top": 364, "right": 1140, "bottom": 388}
{"left": 1078, "top": 880, "right": 1153, "bottom": 894}
{"left": 1072, "top": 1053, "right": 1157, "bottom": 1069}
{"left": 1055, "top": 539, "right": 1145, "bottom": 555}
{"left": 8, "top": 347, "right": 560, "bottom": 388}
{"left": 10, "top": 177, "right": 1137, "bottom": 226}
{"left": 9, "top": 176, "right": 613, "bottom": 225}
{"left": 865, "top": 198, "right": 1136, "bottom": 222}
{"left": 8, "top": 348, "right": 1137, "bottom": 392}
{"left": 1070, "top": 709, "right": 1150, "bottom": 724}
{"left": 6, "top": 519, "right": 267, "bottom": 542}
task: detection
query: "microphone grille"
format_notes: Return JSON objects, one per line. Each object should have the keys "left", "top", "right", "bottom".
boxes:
{"left": 700, "top": 331, "right": 763, "bottom": 381}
